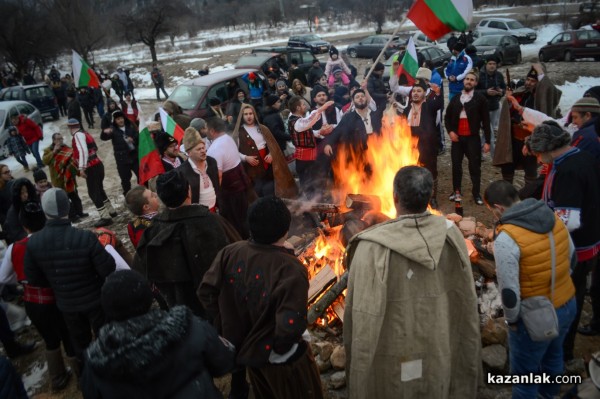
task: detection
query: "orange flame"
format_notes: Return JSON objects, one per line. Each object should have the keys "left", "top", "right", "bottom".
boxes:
{"left": 313, "top": 228, "right": 345, "bottom": 276}
{"left": 331, "top": 109, "right": 419, "bottom": 218}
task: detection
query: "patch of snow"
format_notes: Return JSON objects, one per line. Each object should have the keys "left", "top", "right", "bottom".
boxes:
{"left": 22, "top": 359, "right": 47, "bottom": 396}
{"left": 521, "top": 23, "right": 563, "bottom": 59}
{"left": 558, "top": 76, "right": 600, "bottom": 113}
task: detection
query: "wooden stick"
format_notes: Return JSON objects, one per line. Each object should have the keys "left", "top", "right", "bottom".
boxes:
{"left": 363, "top": 14, "right": 409, "bottom": 82}
{"left": 307, "top": 271, "right": 349, "bottom": 324}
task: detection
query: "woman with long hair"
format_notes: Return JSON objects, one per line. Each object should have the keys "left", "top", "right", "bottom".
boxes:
{"left": 291, "top": 79, "right": 312, "bottom": 103}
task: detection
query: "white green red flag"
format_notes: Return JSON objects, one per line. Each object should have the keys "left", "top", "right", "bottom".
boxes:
{"left": 397, "top": 37, "right": 419, "bottom": 85}
{"left": 138, "top": 127, "right": 165, "bottom": 185}
{"left": 407, "top": 0, "right": 473, "bottom": 41}
{"left": 159, "top": 107, "right": 185, "bottom": 144}
{"left": 72, "top": 50, "right": 100, "bottom": 88}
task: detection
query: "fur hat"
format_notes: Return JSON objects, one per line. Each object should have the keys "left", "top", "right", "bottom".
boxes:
{"left": 183, "top": 127, "right": 202, "bottom": 152}
{"left": 155, "top": 132, "right": 177, "bottom": 155}
{"left": 147, "top": 121, "right": 162, "bottom": 133}
{"left": 526, "top": 66, "right": 539, "bottom": 81}
{"left": 33, "top": 169, "right": 47, "bottom": 183}
{"left": 41, "top": 188, "right": 70, "bottom": 219}
{"left": 571, "top": 97, "right": 600, "bottom": 114}
{"left": 19, "top": 201, "right": 46, "bottom": 232}
{"left": 101, "top": 270, "right": 153, "bottom": 322}
{"left": 266, "top": 94, "right": 280, "bottom": 107}
{"left": 66, "top": 118, "right": 80, "bottom": 127}
{"left": 190, "top": 118, "right": 207, "bottom": 132}
{"left": 529, "top": 121, "right": 572, "bottom": 153}
{"left": 156, "top": 169, "right": 189, "bottom": 208}
{"left": 249, "top": 197, "right": 291, "bottom": 244}
{"left": 373, "top": 62, "right": 385, "bottom": 72}
{"left": 415, "top": 67, "right": 432, "bottom": 81}
{"left": 312, "top": 85, "right": 328, "bottom": 99}
{"left": 413, "top": 78, "right": 428, "bottom": 91}
{"left": 329, "top": 46, "right": 339, "bottom": 57}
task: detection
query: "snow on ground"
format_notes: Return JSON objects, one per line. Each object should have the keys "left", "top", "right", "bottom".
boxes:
{"left": 521, "top": 23, "right": 563, "bottom": 59}
{"left": 2, "top": 120, "right": 63, "bottom": 174}
{"left": 21, "top": 360, "right": 47, "bottom": 396}
{"left": 558, "top": 76, "right": 600, "bottom": 112}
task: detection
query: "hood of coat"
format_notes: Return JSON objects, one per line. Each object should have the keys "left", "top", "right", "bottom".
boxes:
{"left": 349, "top": 212, "right": 458, "bottom": 271}
{"left": 499, "top": 198, "right": 555, "bottom": 234}
{"left": 85, "top": 306, "right": 191, "bottom": 379}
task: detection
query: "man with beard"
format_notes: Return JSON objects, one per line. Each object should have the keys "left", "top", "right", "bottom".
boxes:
{"left": 100, "top": 110, "right": 139, "bottom": 195}
{"left": 493, "top": 64, "right": 561, "bottom": 198}
{"left": 155, "top": 131, "right": 185, "bottom": 172}
{"left": 403, "top": 78, "right": 443, "bottom": 208}
{"left": 444, "top": 70, "right": 491, "bottom": 206}
{"left": 311, "top": 86, "right": 342, "bottom": 142}
{"left": 236, "top": 104, "right": 296, "bottom": 198}
{"left": 476, "top": 56, "right": 506, "bottom": 156}
{"left": 323, "top": 89, "right": 381, "bottom": 180}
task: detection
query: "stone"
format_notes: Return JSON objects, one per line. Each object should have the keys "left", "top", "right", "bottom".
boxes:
{"left": 482, "top": 344, "right": 507, "bottom": 373}
{"left": 315, "top": 354, "right": 332, "bottom": 373}
{"left": 315, "top": 341, "right": 334, "bottom": 362}
{"left": 329, "top": 371, "right": 347, "bottom": 389}
{"left": 458, "top": 220, "right": 477, "bottom": 236}
{"left": 446, "top": 213, "right": 463, "bottom": 223}
{"left": 463, "top": 216, "right": 477, "bottom": 223}
{"left": 330, "top": 345, "right": 346, "bottom": 370}
{"left": 481, "top": 317, "right": 508, "bottom": 346}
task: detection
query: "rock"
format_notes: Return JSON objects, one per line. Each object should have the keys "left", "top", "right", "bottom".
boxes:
{"left": 482, "top": 344, "right": 507, "bottom": 372}
{"left": 315, "top": 341, "right": 334, "bottom": 362}
{"left": 463, "top": 216, "right": 477, "bottom": 223}
{"left": 481, "top": 317, "right": 508, "bottom": 346}
{"left": 446, "top": 213, "right": 463, "bottom": 223}
{"left": 330, "top": 345, "right": 346, "bottom": 370}
{"left": 458, "top": 220, "right": 477, "bottom": 236}
{"left": 565, "top": 358, "right": 586, "bottom": 376}
{"left": 329, "top": 371, "right": 347, "bottom": 389}
{"left": 315, "top": 354, "right": 332, "bottom": 373}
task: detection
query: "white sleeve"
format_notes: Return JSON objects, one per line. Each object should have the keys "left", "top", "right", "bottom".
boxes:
{"left": 74, "top": 132, "right": 88, "bottom": 169}
{"left": 0, "top": 244, "right": 18, "bottom": 286}
{"left": 389, "top": 75, "right": 412, "bottom": 96}
{"left": 104, "top": 245, "right": 130, "bottom": 271}
{"left": 456, "top": 55, "right": 473, "bottom": 82}
{"left": 294, "top": 110, "right": 322, "bottom": 132}
{"left": 522, "top": 107, "right": 554, "bottom": 126}
{"left": 368, "top": 98, "right": 377, "bottom": 112}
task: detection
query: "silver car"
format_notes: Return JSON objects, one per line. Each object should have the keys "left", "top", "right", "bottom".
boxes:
{"left": 0, "top": 100, "right": 43, "bottom": 159}
{"left": 475, "top": 18, "right": 537, "bottom": 44}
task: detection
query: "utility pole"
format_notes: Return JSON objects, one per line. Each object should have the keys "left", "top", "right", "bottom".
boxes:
{"left": 279, "top": 0, "right": 285, "bottom": 19}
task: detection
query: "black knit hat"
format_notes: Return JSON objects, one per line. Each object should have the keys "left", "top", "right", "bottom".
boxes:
{"left": 249, "top": 197, "right": 291, "bottom": 244}
{"left": 33, "top": 169, "right": 47, "bottom": 183}
{"left": 373, "top": 62, "right": 385, "bottom": 72}
{"left": 154, "top": 132, "right": 177, "bottom": 155}
{"left": 19, "top": 201, "right": 46, "bottom": 232}
{"left": 266, "top": 94, "right": 280, "bottom": 107}
{"left": 329, "top": 46, "right": 339, "bottom": 57}
{"left": 101, "top": 270, "right": 153, "bottom": 322}
{"left": 209, "top": 97, "right": 221, "bottom": 106}
{"left": 112, "top": 110, "right": 125, "bottom": 121}
{"left": 156, "top": 169, "right": 189, "bottom": 208}
{"left": 312, "top": 85, "right": 328, "bottom": 99}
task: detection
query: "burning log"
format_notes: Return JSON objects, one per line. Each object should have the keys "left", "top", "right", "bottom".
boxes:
{"left": 345, "top": 194, "right": 381, "bottom": 212}
{"left": 472, "top": 257, "right": 496, "bottom": 279}
{"left": 281, "top": 198, "right": 341, "bottom": 214}
{"left": 308, "top": 265, "right": 337, "bottom": 303}
{"left": 307, "top": 271, "right": 349, "bottom": 324}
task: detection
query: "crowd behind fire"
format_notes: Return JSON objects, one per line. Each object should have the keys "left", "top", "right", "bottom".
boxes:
{"left": 0, "top": 31, "right": 599, "bottom": 399}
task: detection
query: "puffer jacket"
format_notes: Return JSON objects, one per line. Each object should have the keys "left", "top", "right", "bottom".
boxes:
{"left": 444, "top": 51, "right": 473, "bottom": 95}
{"left": 24, "top": 219, "right": 116, "bottom": 313}
{"left": 81, "top": 306, "right": 235, "bottom": 399}
{"left": 100, "top": 120, "right": 138, "bottom": 164}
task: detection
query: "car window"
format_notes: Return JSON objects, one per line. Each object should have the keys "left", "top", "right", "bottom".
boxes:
{"left": 203, "top": 82, "right": 229, "bottom": 107}
{"left": 298, "top": 50, "right": 315, "bottom": 64}
{"left": 8, "top": 90, "right": 19, "bottom": 100}
{"left": 362, "top": 37, "right": 373, "bottom": 44}
{"left": 563, "top": 33, "right": 572, "bottom": 42}
{"left": 479, "top": 20, "right": 488, "bottom": 27}
{"left": 550, "top": 34, "right": 562, "bottom": 44}
{"left": 25, "top": 87, "right": 45, "bottom": 101}
{"left": 576, "top": 31, "right": 589, "bottom": 40}
{"left": 506, "top": 20, "right": 525, "bottom": 29}
{"left": 509, "top": 36, "right": 519, "bottom": 45}
{"left": 489, "top": 21, "right": 506, "bottom": 30}
{"left": 17, "top": 103, "right": 35, "bottom": 115}
{"left": 168, "top": 85, "right": 207, "bottom": 110}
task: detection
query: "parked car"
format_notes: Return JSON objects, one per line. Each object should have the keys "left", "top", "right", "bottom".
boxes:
{"left": 473, "top": 35, "right": 522, "bottom": 65}
{"left": 250, "top": 47, "right": 317, "bottom": 73}
{"left": 236, "top": 53, "right": 284, "bottom": 75}
{"left": 346, "top": 35, "right": 407, "bottom": 59}
{"left": 538, "top": 29, "right": 600, "bottom": 61}
{"left": 287, "top": 34, "right": 330, "bottom": 54}
{"left": 412, "top": 31, "right": 454, "bottom": 48}
{"left": 0, "top": 84, "right": 59, "bottom": 120}
{"left": 0, "top": 100, "right": 43, "bottom": 159}
{"left": 475, "top": 18, "right": 537, "bottom": 44}
{"left": 382, "top": 46, "right": 452, "bottom": 84}
{"left": 167, "top": 68, "right": 266, "bottom": 119}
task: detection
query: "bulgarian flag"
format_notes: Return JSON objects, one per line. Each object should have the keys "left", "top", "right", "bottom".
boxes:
{"left": 72, "top": 50, "right": 100, "bottom": 88}
{"left": 138, "top": 127, "right": 165, "bottom": 185}
{"left": 407, "top": 0, "right": 473, "bottom": 41}
{"left": 159, "top": 107, "right": 185, "bottom": 144}
{"left": 397, "top": 37, "right": 419, "bottom": 86}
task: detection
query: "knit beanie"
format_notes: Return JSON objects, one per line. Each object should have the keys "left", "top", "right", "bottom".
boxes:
{"left": 249, "top": 197, "right": 291, "bottom": 244}
{"left": 33, "top": 169, "right": 47, "bottom": 183}
{"left": 66, "top": 118, "right": 80, "bottom": 127}
{"left": 41, "top": 188, "right": 70, "bottom": 219}
{"left": 183, "top": 127, "right": 202, "bottom": 152}
{"left": 415, "top": 67, "right": 432, "bottom": 82}
{"left": 19, "top": 201, "right": 46, "bottom": 232}
{"left": 331, "top": 65, "right": 343, "bottom": 75}
{"left": 266, "top": 94, "right": 280, "bottom": 107}
{"left": 373, "top": 62, "right": 385, "bottom": 72}
{"left": 571, "top": 97, "right": 600, "bottom": 114}
{"left": 209, "top": 97, "right": 221, "bottom": 106}
{"left": 329, "top": 46, "right": 339, "bottom": 57}
{"left": 529, "top": 121, "right": 572, "bottom": 153}
{"left": 101, "top": 270, "right": 153, "bottom": 322}
{"left": 156, "top": 169, "right": 189, "bottom": 208}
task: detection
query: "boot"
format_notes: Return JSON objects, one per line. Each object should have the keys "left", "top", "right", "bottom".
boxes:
{"left": 104, "top": 199, "right": 117, "bottom": 218}
{"left": 502, "top": 173, "right": 514, "bottom": 184}
{"left": 94, "top": 206, "right": 113, "bottom": 227}
{"left": 64, "top": 356, "right": 81, "bottom": 379}
{"left": 45, "top": 348, "right": 71, "bottom": 392}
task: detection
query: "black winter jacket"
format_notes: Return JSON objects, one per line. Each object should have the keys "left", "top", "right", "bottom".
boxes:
{"left": 3, "top": 178, "right": 37, "bottom": 244}
{"left": 367, "top": 74, "right": 388, "bottom": 110}
{"left": 81, "top": 306, "right": 235, "bottom": 399}
{"left": 475, "top": 70, "right": 506, "bottom": 111}
{"left": 24, "top": 219, "right": 116, "bottom": 312}
{"left": 100, "top": 122, "right": 138, "bottom": 164}
{"left": 261, "top": 108, "right": 290, "bottom": 150}
{"left": 444, "top": 92, "right": 491, "bottom": 144}
{"left": 67, "top": 99, "right": 82, "bottom": 123}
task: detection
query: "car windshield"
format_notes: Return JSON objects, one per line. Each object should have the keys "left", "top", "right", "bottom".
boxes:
{"left": 506, "top": 21, "right": 525, "bottom": 29}
{"left": 236, "top": 55, "right": 272, "bottom": 67}
{"left": 168, "top": 85, "right": 207, "bottom": 110}
{"left": 25, "top": 86, "right": 53, "bottom": 100}
{"left": 302, "top": 35, "right": 322, "bottom": 41}
{"left": 474, "top": 36, "right": 502, "bottom": 46}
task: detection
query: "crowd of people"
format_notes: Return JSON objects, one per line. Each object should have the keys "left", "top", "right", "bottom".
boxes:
{"left": 0, "top": 30, "right": 599, "bottom": 399}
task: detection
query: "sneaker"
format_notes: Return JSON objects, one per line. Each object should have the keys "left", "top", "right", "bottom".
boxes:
{"left": 474, "top": 196, "right": 484, "bottom": 206}
{"left": 449, "top": 192, "right": 462, "bottom": 201}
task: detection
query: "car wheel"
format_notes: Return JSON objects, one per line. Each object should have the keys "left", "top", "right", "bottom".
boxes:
{"left": 538, "top": 51, "right": 545, "bottom": 62}
{"left": 516, "top": 52, "right": 522, "bottom": 65}
{"left": 349, "top": 49, "right": 358, "bottom": 58}
{"left": 564, "top": 51, "right": 573, "bottom": 62}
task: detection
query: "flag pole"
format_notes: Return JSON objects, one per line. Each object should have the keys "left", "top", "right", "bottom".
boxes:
{"left": 363, "top": 13, "right": 410, "bottom": 82}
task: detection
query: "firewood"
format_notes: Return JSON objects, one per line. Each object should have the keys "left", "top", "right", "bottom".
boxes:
{"left": 308, "top": 265, "right": 337, "bottom": 303}
{"left": 328, "top": 209, "right": 364, "bottom": 228}
{"left": 332, "top": 299, "right": 345, "bottom": 321}
{"left": 308, "top": 271, "right": 349, "bottom": 324}
{"left": 345, "top": 194, "right": 381, "bottom": 212}
{"left": 471, "top": 257, "right": 496, "bottom": 279}
{"left": 281, "top": 198, "right": 340, "bottom": 214}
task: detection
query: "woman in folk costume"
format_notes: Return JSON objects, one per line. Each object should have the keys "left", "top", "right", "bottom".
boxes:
{"left": 232, "top": 103, "right": 298, "bottom": 199}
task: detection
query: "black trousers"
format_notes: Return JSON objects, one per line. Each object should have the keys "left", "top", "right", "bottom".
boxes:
{"left": 82, "top": 107, "right": 95, "bottom": 128}
{"left": 219, "top": 190, "right": 249, "bottom": 239}
{"left": 155, "top": 85, "right": 169, "bottom": 100}
{"left": 589, "top": 256, "right": 600, "bottom": 330}
{"left": 0, "top": 305, "right": 14, "bottom": 347}
{"left": 295, "top": 160, "right": 319, "bottom": 199}
{"left": 451, "top": 135, "right": 482, "bottom": 197}
{"left": 68, "top": 190, "right": 84, "bottom": 218}
{"left": 563, "top": 257, "right": 598, "bottom": 361}
{"left": 116, "top": 158, "right": 139, "bottom": 195}
{"left": 86, "top": 163, "right": 109, "bottom": 209}
{"left": 417, "top": 135, "right": 439, "bottom": 180}
{"left": 57, "top": 98, "right": 67, "bottom": 116}
{"left": 61, "top": 306, "right": 104, "bottom": 361}
{"left": 500, "top": 138, "right": 538, "bottom": 181}
{"left": 25, "top": 302, "right": 75, "bottom": 356}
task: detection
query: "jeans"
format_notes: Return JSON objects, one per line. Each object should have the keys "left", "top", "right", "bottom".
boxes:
{"left": 509, "top": 297, "right": 576, "bottom": 399}
{"left": 13, "top": 154, "right": 28, "bottom": 169}
{"left": 29, "top": 140, "right": 44, "bottom": 167}
{"left": 155, "top": 85, "right": 169, "bottom": 100}
{"left": 96, "top": 102, "right": 105, "bottom": 118}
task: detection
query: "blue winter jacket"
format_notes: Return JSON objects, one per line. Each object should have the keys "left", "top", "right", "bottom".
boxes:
{"left": 444, "top": 51, "right": 473, "bottom": 95}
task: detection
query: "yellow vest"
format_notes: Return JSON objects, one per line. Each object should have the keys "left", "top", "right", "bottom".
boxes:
{"left": 498, "top": 215, "right": 575, "bottom": 308}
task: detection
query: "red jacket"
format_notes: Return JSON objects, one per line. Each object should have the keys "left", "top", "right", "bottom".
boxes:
{"left": 15, "top": 115, "right": 43, "bottom": 145}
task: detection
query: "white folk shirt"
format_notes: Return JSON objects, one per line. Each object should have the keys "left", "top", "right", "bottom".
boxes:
{"left": 207, "top": 134, "right": 240, "bottom": 172}
{"left": 189, "top": 159, "right": 216, "bottom": 209}
{"left": 239, "top": 125, "right": 266, "bottom": 161}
